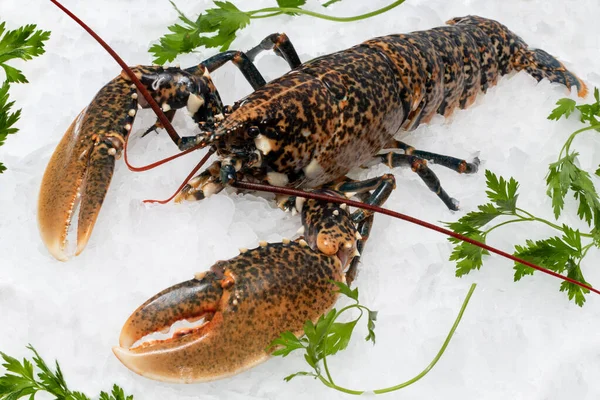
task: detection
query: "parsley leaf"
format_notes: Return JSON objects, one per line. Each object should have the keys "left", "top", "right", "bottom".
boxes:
{"left": 269, "top": 282, "right": 377, "bottom": 383}
{"left": 546, "top": 152, "right": 600, "bottom": 226}
{"left": 150, "top": 1, "right": 251, "bottom": 64}
{"left": 548, "top": 98, "right": 576, "bottom": 121}
{"left": 151, "top": 0, "right": 406, "bottom": 64}
{"left": 559, "top": 260, "right": 590, "bottom": 307}
{"left": 0, "top": 345, "right": 133, "bottom": 400}
{"left": 0, "top": 81, "right": 20, "bottom": 173}
{"left": 447, "top": 228, "right": 489, "bottom": 277}
{"left": 0, "top": 22, "right": 51, "bottom": 84}
{"left": 277, "top": 0, "right": 307, "bottom": 8}
{"left": 484, "top": 169, "right": 519, "bottom": 212}
{"left": 512, "top": 227, "right": 590, "bottom": 306}
{"left": 322, "top": 0, "right": 343, "bottom": 6}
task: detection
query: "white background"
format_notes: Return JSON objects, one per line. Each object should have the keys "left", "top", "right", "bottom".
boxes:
{"left": 1, "top": 0, "right": 600, "bottom": 399}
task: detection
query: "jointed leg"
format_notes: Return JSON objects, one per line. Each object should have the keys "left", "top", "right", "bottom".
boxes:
{"left": 246, "top": 33, "right": 302, "bottom": 69}
{"left": 385, "top": 140, "right": 479, "bottom": 174}
{"left": 197, "top": 51, "right": 267, "bottom": 90}
{"left": 376, "top": 152, "right": 459, "bottom": 210}
{"left": 326, "top": 174, "right": 396, "bottom": 284}
{"left": 174, "top": 161, "right": 224, "bottom": 202}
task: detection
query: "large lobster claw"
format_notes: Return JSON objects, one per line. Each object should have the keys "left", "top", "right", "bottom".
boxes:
{"left": 38, "top": 75, "right": 137, "bottom": 261}
{"left": 113, "top": 242, "right": 345, "bottom": 382}
{"left": 38, "top": 66, "right": 213, "bottom": 261}
{"left": 113, "top": 198, "right": 360, "bottom": 382}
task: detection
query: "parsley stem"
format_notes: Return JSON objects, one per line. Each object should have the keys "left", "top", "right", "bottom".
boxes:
{"left": 484, "top": 218, "right": 529, "bottom": 235}
{"left": 373, "top": 283, "right": 476, "bottom": 394}
{"left": 558, "top": 125, "right": 599, "bottom": 160}
{"left": 247, "top": 0, "right": 407, "bottom": 23}
{"left": 250, "top": 11, "right": 283, "bottom": 19}
{"left": 515, "top": 208, "right": 595, "bottom": 238}
{"left": 315, "top": 284, "right": 476, "bottom": 395}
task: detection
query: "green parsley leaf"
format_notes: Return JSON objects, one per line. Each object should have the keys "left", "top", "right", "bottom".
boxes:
{"left": 0, "top": 22, "right": 51, "bottom": 84}
{"left": 268, "top": 331, "right": 307, "bottom": 357}
{"left": 277, "top": 0, "right": 307, "bottom": 8}
{"left": 150, "top": 1, "right": 250, "bottom": 64}
{"left": 512, "top": 229, "right": 583, "bottom": 280}
{"left": 325, "top": 319, "right": 359, "bottom": 356}
{"left": 575, "top": 88, "right": 600, "bottom": 127}
{"left": 447, "top": 226, "right": 489, "bottom": 277}
{"left": 322, "top": 0, "right": 343, "bottom": 7}
{"left": 546, "top": 152, "right": 600, "bottom": 225}
{"left": 547, "top": 98, "right": 576, "bottom": 121}
{"left": 0, "top": 345, "right": 133, "bottom": 400}
{"left": 559, "top": 259, "right": 590, "bottom": 306}
{"left": 332, "top": 280, "right": 359, "bottom": 302}
{"left": 366, "top": 310, "right": 377, "bottom": 343}
{"left": 484, "top": 170, "right": 519, "bottom": 212}
{"left": 283, "top": 371, "right": 315, "bottom": 382}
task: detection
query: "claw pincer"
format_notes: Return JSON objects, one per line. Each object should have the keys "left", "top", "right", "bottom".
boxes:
{"left": 38, "top": 75, "right": 136, "bottom": 261}
{"left": 38, "top": 66, "right": 214, "bottom": 260}
{"left": 114, "top": 197, "right": 358, "bottom": 383}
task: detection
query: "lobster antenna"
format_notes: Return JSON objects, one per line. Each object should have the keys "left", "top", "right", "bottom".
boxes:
{"left": 143, "top": 148, "right": 216, "bottom": 204}
{"left": 233, "top": 180, "right": 600, "bottom": 297}
{"left": 50, "top": 0, "right": 181, "bottom": 146}
{"left": 123, "top": 134, "right": 206, "bottom": 172}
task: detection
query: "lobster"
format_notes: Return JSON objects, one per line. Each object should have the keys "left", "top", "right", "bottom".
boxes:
{"left": 40, "top": 1, "right": 591, "bottom": 384}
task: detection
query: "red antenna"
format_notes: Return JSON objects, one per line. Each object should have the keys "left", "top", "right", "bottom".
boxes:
{"left": 51, "top": 0, "right": 597, "bottom": 298}
{"left": 234, "top": 181, "right": 600, "bottom": 296}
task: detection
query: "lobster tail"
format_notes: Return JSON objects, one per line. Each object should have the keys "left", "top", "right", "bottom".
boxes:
{"left": 512, "top": 48, "right": 588, "bottom": 97}
{"left": 448, "top": 16, "right": 587, "bottom": 97}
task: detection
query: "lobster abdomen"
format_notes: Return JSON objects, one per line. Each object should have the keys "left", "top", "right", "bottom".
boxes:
{"left": 217, "top": 16, "right": 587, "bottom": 188}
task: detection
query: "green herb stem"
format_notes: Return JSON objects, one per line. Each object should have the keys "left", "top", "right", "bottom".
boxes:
{"left": 247, "top": 0, "right": 406, "bottom": 22}
{"left": 483, "top": 218, "right": 529, "bottom": 235}
{"left": 250, "top": 11, "right": 284, "bottom": 19}
{"left": 308, "top": 284, "right": 476, "bottom": 395}
{"left": 373, "top": 283, "right": 476, "bottom": 394}
{"left": 558, "top": 125, "right": 599, "bottom": 160}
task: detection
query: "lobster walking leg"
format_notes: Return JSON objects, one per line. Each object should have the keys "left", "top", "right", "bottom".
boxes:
{"left": 377, "top": 153, "right": 460, "bottom": 210}
{"left": 246, "top": 33, "right": 302, "bottom": 69}
{"left": 386, "top": 140, "right": 480, "bottom": 174}
{"left": 329, "top": 174, "right": 397, "bottom": 285}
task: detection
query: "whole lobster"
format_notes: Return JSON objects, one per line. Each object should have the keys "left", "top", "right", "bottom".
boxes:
{"left": 39, "top": 3, "right": 589, "bottom": 384}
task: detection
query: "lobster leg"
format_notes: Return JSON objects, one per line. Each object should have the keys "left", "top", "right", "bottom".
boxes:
{"left": 375, "top": 153, "right": 459, "bottom": 210}
{"left": 385, "top": 140, "right": 480, "bottom": 174}
{"left": 174, "top": 160, "right": 225, "bottom": 202}
{"left": 324, "top": 174, "right": 397, "bottom": 284}
{"left": 246, "top": 33, "right": 302, "bottom": 69}
{"left": 195, "top": 51, "right": 267, "bottom": 90}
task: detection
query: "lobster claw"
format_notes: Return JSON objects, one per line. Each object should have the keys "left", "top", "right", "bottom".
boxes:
{"left": 113, "top": 241, "right": 345, "bottom": 383}
{"left": 38, "top": 65, "right": 214, "bottom": 261}
{"left": 38, "top": 75, "right": 137, "bottom": 261}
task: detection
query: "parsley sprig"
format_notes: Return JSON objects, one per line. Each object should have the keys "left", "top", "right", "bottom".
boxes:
{"left": 269, "top": 282, "right": 476, "bottom": 394}
{"left": 0, "top": 20, "right": 50, "bottom": 173}
{"left": 546, "top": 88, "right": 600, "bottom": 233}
{"left": 150, "top": 0, "right": 406, "bottom": 64}
{"left": 445, "top": 170, "right": 596, "bottom": 306}
{"left": 446, "top": 92, "right": 600, "bottom": 306}
{"left": 0, "top": 345, "right": 133, "bottom": 400}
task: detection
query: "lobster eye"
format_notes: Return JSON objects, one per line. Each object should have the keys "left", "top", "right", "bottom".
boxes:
{"left": 248, "top": 126, "right": 260, "bottom": 138}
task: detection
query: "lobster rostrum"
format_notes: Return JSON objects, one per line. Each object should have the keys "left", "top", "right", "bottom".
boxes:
{"left": 38, "top": 13, "right": 587, "bottom": 261}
